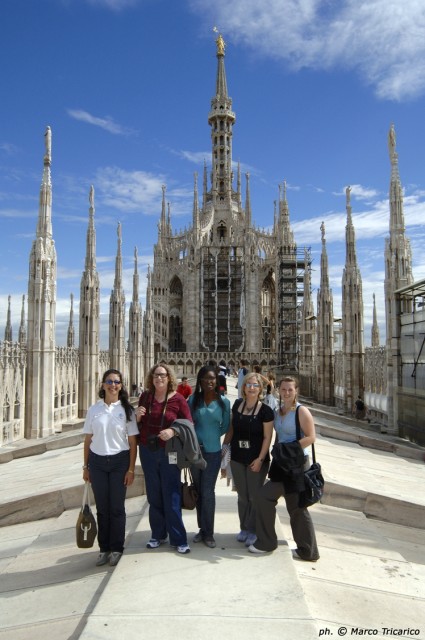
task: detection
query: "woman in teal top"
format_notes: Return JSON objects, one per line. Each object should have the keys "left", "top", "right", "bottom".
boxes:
{"left": 188, "top": 365, "right": 231, "bottom": 548}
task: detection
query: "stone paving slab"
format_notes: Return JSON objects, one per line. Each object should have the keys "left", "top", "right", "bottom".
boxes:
{"left": 79, "top": 489, "right": 319, "bottom": 640}
{"left": 0, "top": 498, "right": 146, "bottom": 640}
{"left": 279, "top": 503, "right": 425, "bottom": 639}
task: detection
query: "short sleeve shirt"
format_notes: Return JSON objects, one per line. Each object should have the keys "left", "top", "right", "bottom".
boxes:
{"left": 83, "top": 400, "right": 138, "bottom": 456}
{"left": 230, "top": 399, "right": 274, "bottom": 465}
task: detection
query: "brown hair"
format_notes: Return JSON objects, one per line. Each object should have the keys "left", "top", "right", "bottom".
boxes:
{"left": 145, "top": 363, "right": 178, "bottom": 394}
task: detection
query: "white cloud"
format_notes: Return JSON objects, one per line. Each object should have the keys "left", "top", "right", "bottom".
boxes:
{"left": 189, "top": 0, "right": 425, "bottom": 100}
{"left": 333, "top": 184, "right": 381, "bottom": 201}
{"left": 179, "top": 150, "right": 210, "bottom": 164}
{"left": 67, "top": 109, "right": 137, "bottom": 135}
{"left": 0, "top": 143, "right": 19, "bottom": 155}
{"left": 0, "top": 208, "right": 37, "bottom": 219}
{"left": 94, "top": 166, "right": 166, "bottom": 214}
{"left": 93, "top": 166, "right": 193, "bottom": 216}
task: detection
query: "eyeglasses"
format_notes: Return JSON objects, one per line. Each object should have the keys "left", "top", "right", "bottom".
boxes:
{"left": 104, "top": 379, "right": 121, "bottom": 385}
{"left": 153, "top": 373, "right": 168, "bottom": 379}
{"left": 246, "top": 383, "right": 260, "bottom": 388}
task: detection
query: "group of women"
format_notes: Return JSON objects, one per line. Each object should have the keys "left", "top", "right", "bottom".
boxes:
{"left": 82, "top": 363, "right": 320, "bottom": 567}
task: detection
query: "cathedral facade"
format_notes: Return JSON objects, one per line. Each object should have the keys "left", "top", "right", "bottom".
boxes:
{"left": 148, "top": 35, "right": 311, "bottom": 379}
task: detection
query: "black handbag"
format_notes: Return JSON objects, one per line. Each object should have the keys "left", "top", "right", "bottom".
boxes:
{"left": 76, "top": 482, "right": 98, "bottom": 548}
{"left": 295, "top": 407, "right": 325, "bottom": 508}
{"left": 181, "top": 468, "right": 198, "bottom": 510}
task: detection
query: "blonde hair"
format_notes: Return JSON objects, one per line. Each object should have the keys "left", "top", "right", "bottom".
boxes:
{"left": 241, "top": 372, "right": 264, "bottom": 400}
{"left": 145, "top": 363, "right": 178, "bottom": 394}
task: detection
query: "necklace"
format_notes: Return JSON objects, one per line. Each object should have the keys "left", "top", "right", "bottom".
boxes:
{"left": 241, "top": 400, "right": 259, "bottom": 415}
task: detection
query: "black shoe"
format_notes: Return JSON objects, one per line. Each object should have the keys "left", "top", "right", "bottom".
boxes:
{"left": 203, "top": 536, "right": 216, "bottom": 548}
{"left": 292, "top": 549, "right": 319, "bottom": 562}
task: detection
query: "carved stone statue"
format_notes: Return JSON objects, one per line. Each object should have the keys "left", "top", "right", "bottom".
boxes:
{"left": 44, "top": 126, "right": 52, "bottom": 162}
{"left": 388, "top": 124, "right": 396, "bottom": 158}
{"left": 346, "top": 185, "right": 351, "bottom": 205}
{"left": 89, "top": 185, "right": 94, "bottom": 209}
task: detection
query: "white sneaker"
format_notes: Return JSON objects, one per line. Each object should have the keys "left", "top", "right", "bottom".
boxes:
{"left": 146, "top": 538, "right": 167, "bottom": 549}
{"left": 248, "top": 545, "right": 267, "bottom": 554}
{"left": 177, "top": 544, "right": 191, "bottom": 554}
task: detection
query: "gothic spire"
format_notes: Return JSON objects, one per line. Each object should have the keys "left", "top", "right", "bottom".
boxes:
{"left": 245, "top": 172, "right": 252, "bottom": 227}
{"left": 85, "top": 185, "right": 97, "bottom": 273}
{"left": 4, "top": 295, "right": 12, "bottom": 342}
{"left": 342, "top": 185, "right": 364, "bottom": 411}
{"left": 160, "top": 184, "right": 167, "bottom": 239}
{"left": 371, "top": 293, "right": 380, "bottom": 347}
{"left": 214, "top": 32, "right": 228, "bottom": 97}
{"left": 67, "top": 293, "right": 75, "bottom": 348}
{"left": 386, "top": 123, "right": 413, "bottom": 284}
{"left": 237, "top": 161, "right": 242, "bottom": 210}
{"left": 18, "top": 294, "right": 26, "bottom": 344}
{"left": 316, "top": 220, "right": 335, "bottom": 405}
{"left": 345, "top": 186, "right": 357, "bottom": 265}
{"left": 37, "top": 126, "right": 53, "bottom": 240}
{"left": 129, "top": 245, "right": 143, "bottom": 390}
{"left": 278, "top": 181, "right": 295, "bottom": 249}
{"left": 132, "top": 246, "right": 139, "bottom": 302}
{"left": 114, "top": 222, "right": 123, "bottom": 289}
{"left": 26, "top": 126, "right": 57, "bottom": 438}
{"left": 202, "top": 160, "right": 208, "bottom": 211}
{"left": 208, "top": 32, "right": 235, "bottom": 203}
{"left": 167, "top": 202, "right": 172, "bottom": 234}
{"left": 193, "top": 172, "right": 199, "bottom": 233}
{"left": 109, "top": 222, "right": 126, "bottom": 373}
{"left": 78, "top": 185, "right": 100, "bottom": 417}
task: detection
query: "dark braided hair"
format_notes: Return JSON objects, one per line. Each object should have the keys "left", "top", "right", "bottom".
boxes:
{"left": 99, "top": 369, "right": 134, "bottom": 422}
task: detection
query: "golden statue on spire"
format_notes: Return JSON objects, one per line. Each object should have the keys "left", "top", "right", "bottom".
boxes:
{"left": 213, "top": 26, "right": 225, "bottom": 55}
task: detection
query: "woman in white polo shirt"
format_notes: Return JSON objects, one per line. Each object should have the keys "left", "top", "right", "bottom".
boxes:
{"left": 82, "top": 369, "right": 138, "bottom": 567}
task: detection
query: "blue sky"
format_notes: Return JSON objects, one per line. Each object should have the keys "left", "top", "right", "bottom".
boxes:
{"left": 1, "top": 0, "right": 425, "bottom": 347}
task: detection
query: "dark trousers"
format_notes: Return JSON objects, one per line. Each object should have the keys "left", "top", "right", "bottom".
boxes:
{"left": 254, "top": 478, "right": 320, "bottom": 560}
{"left": 89, "top": 449, "right": 129, "bottom": 553}
{"left": 230, "top": 459, "right": 269, "bottom": 533}
{"left": 191, "top": 450, "right": 222, "bottom": 537}
{"left": 139, "top": 445, "right": 187, "bottom": 547}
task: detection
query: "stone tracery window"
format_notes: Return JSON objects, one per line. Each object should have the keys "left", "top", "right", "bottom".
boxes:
{"left": 261, "top": 272, "right": 276, "bottom": 352}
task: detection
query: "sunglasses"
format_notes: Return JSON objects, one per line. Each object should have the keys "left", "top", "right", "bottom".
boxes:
{"left": 104, "top": 379, "right": 121, "bottom": 385}
{"left": 153, "top": 373, "right": 168, "bottom": 379}
{"left": 246, "top": 383, "right": 260, "bottom": 388}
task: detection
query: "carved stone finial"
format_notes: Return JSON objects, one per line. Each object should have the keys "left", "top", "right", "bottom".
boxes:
{"left": 89, "top": 185, "right": 95, "bottom": 208}
{"left": 346, "top": 185, "right": 351, "bottom": 205}
{"left": 44, "top": 126, "right": 52, "bottom": 163}
{"left": 388, "top": 123, "right": 396, "bottom": 158}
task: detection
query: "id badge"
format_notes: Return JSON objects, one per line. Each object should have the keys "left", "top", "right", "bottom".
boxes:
{"left": 239, "top": 440, "right": 250, "bottom": 449}
{"left": 168, "top": 452, "right": 178, "bottom": 464}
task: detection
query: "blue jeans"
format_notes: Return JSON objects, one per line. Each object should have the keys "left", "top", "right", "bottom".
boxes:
{"left": 139, "top": 445, "right": 187, "bottom": 547}
{"left": 89, "top": 449, "right": 129, "bottom": 553}
{"left": 191, "top": 450, "right": 222, "bottom": 538}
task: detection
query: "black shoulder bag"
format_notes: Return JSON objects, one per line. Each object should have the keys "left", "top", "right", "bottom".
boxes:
{"left": 295, "top": 406, "right": 325, "bottom": 508}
